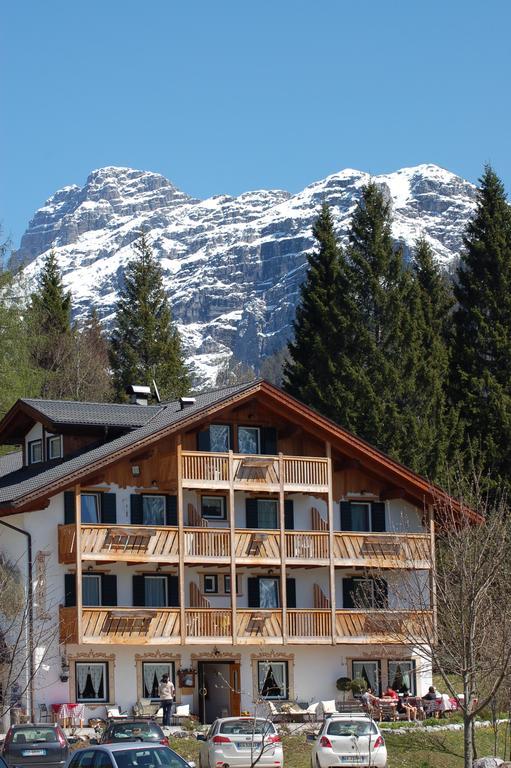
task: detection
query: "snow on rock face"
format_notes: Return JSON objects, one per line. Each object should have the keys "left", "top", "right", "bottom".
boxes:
{"left": 16, "top": 164, "right": 477, "bottom": 386}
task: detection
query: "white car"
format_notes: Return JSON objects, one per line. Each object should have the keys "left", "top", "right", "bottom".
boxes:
{"left": 310, "top": 713, "right": 387, "bottom": 768}
{"left": 198, "top": 717, "right": 284, "bottom": 768}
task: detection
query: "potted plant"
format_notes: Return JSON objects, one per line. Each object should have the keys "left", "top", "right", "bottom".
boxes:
{"left": 336, "top": 677, "right": 352, "bottom": 702}
{"left": 349, "top": 678, "right": 367, "bottom": 699}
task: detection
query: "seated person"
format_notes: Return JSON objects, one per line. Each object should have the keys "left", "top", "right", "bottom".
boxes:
{"left": 422, "top": 686, "right": 440, "bottom": 717}
{"left": 383, "top": 686, "right": 399, "bottom": 700}
{"left": 361, "top": 687, "right": 381, "bottom": 717}
{"left": 396, "top": 693, "right": 417, "bottom": 721}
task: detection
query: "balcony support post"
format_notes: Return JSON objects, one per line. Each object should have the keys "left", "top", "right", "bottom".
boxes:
{"left": 428, "top": 503, "right": 437, "bottom": 642}
{"left": 229, "top": 450, "right": 237, "bottom": 644}
{"left": 74, "top": 483, "right": 83, "bottom": 644}
{"left": 177, "top": 437, "right": 185, "bottom": 645}
{"left": 279, "top": 453, "right": 287, "bottom": 644}
{"left": 326, "top": 443, "right": 336, "bottom": 645}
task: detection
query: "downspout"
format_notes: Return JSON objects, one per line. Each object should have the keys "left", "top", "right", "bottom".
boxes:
{"left": 0, "top": 519, "right": 34, "bottom": 721}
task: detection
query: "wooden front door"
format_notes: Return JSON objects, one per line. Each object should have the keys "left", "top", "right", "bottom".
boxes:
{"left": 229, "top": 663, "right": 241, "bottom": 716}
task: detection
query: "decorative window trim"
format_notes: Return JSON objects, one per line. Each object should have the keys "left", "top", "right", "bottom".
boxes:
{"left": 135, "top": 651, "right": 181, "bottom": 704}
{"left": 28, "top": 439, "right": 42, "bottom": 465}
{"left": 67, "top": 651, "right": 115, "bottom": 709}
{"left": 251, "top": 652, "right": 294, "bottom": 703}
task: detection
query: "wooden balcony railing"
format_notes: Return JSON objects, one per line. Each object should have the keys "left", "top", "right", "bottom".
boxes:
{"left": 58, "top": 524, "right": 179, "bottom": 564}
{"left": 335, "top": 610, "right": 433, "bottom": 643}
{"left": 184, "top": 528, "right": 230, "bottom": 559}
{"left": 333, "top": 533, "right": 432, "bottom": 568}
{"left": 287, "top": 609, "right": 332, "bottom": 638}
{"left": 235, "top": 530, "right": 281, "bottom": 560}
{"left": 285, "top": 532, "right": 329, "bottom": 560}
{"left": 59, "top": 606, "right": 181, "bottom": 645}
{"left": 185, "top": 609, "right": 232, "bottom": 638}
{"left": 236, "top": 609, "right": 283, "bottom": 640}
{"left": 181, "top": 451, "right": 329, "bottom": 492}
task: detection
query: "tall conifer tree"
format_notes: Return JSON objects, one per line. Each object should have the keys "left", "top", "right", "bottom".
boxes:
{"left": 110, "top": 230, "right": 191, "bottom": 401}
{"left": 451, "top": 166, "right": 511, "bottom": 491}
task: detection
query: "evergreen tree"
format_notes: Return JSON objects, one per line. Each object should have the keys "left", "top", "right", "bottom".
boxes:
{"left": 110, "top": 230, "right": 191, "bottom": 401}
{"left": 283, "top": 204, "right": 359, "bottom": 426}
{"left": 30, "top": 249, "right": 71, "bottom": 336}
{"left": 451, "top": 166, "right": 511, "bottom": 492}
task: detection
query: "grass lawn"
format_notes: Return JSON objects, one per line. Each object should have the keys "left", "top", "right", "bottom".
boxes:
{"left": 168, "top": 724, "right": 511, "bottom": 768}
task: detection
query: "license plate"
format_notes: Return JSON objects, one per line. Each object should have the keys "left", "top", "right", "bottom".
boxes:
{"left": 237, "top": 743, "right": 261, "bottom": 750}
{"left": 339, "top": 757, "right": 364, "bottom": 764}
{"left": 22, "top": 749, "right": 47, "bottom": 756}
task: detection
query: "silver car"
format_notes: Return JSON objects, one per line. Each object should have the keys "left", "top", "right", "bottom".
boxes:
{"left": 67, "top": 743, "right": 193, "bottom": 768}
{"left": 310, "top": 714, "right": 387, "bottom": 768}
{"left": 198, "top": 717, "right": 283, "bottom": 768}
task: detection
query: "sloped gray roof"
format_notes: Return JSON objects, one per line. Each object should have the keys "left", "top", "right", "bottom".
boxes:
{"left": 0, "top": 381, "right": 261, "bottom": 507}
{"left": 20, "top": 398, "right": 164, "bottom": 428}
{"left": 0, "top": 451, "right": 23, "bottom": 478}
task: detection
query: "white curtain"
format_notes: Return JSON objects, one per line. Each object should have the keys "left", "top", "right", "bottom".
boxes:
{"left": 81, "top": 494, "right": 100, "bottom": 523}
{"left": 145, "top": 577, "right": 166, "bottom": 607}
{"left": 353, "top": 662, "right": 378, "bottom": 693}
{"left": 143, "top": 496, "right": 166, "bottom": 525}
{"left": 144, "top": 663, "right": 172, "bottom": 698}
{"left": 89, "top": 664, "right": 104, "bottom": 697}
{"left": 259, "top": 578, "right": 279, "bottom": 609}
{"left": 76, "top": 665, "right": 88, "bottom": 698}
{"left": 259, "top": 662, "right": 286, "bottom": 699}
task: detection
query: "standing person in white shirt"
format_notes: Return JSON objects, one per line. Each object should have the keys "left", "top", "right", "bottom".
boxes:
{"left": 159, "top": 674, "right": 175, "bottom": 726}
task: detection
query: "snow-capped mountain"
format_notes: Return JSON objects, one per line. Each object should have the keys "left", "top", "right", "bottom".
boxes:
{"left": 16, "top": 164, "right": 477, "bottom": 385}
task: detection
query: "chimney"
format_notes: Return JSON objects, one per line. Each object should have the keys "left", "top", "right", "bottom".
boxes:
{"left": 180, "top": 396, "right": 196, "bottom": 410}
{"left": 126, "top": 385, "right": 152, "bottom": 406}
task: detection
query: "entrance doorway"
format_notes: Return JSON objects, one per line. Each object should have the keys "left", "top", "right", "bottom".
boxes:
{"left": 198, "top": 661, "right": 241, "bottom": 724}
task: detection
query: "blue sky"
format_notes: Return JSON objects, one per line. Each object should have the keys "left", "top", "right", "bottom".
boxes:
{"left": 1, "top": 0, "right": 510, "bottom": 247}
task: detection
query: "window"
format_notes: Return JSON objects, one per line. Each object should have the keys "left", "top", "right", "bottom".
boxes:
{"left": 144, "top": 576, "right": 167, "bottom": 607}
{"left": 81, "top": 493, "right": 100, "bottom": 524}
{"left": 350, "top": 503, "right": 370, "bottom": 532}
{"left": 224, "top": 575, "right": 241, "bottom": 595}
{"left": 352, "top": 661, "right": 380, "bottom": 695}
{"left": 238, "top": 426, "right": 260, "bottom": 455}
{"left": 75, "top": 662, "right": 108, "bottom": 703}
{"left": 204, "top": 575, "right": 218, "bottom": 594}
{"left": 47, "top": 435, "right": 62, "bottom": 460}
{"left": 257, "top": 499, "right": 278, "bottom": 529}
{"left": 210, "top": 425, "right": 231, "bottom": 452}
{"left": 142, "top": 495, "right": 166, "bottom": 526}
{"left": 352, "top": 578, "right": 376, "bottom": 609}
{"left": 69, "top": 750, "right": 99, "bottom": 768}
{"left": 28, "top": 440, "right": 42, "bottom": 465}
{"left": 257, "top": 661, "right": 288, "bottom": 700}
{"left": 388, "top": 660, "right": 416, "bottom": 695}
{"left": 340, "top": 501, "right": 386, "bottom": 533}
{"left": 201, "top": 496, "right": 226, "bottom": 520}
{"left": 142, "top": 661, "right": 175, "bottom": 700}
{"left": 82, "top": 574, "right": 101, "bottom": 606}
{"left": 259, "top": 578, "right": 279, "bottom": 608}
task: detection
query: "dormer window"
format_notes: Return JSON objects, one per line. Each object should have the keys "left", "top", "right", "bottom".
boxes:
{"left": 28, "top": 439, "right": 42, "bottom": 465}
{"left": 47, "top": 435, "right": 62, "bottom": 460}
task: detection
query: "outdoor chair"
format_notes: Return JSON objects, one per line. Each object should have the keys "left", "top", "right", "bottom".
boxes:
{"left": 106, "top": 705, "right": 128, "bottom": 719}
{"left": 133, "top": 699, "right": 161, "bottom": 718}
{"left": 172, "top": 704, "right": 190, "bottom": 725}
{"left": 320, "top": 700, "right": 337, "bottom": 719}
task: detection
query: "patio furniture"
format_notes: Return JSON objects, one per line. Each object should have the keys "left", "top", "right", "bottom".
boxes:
{"left": 106, "top": 705, "right": 128, "bottom": 719}
{"left": 377, "top": 698, "right": 398, "bottom": 722}
{"left": 320, "top": 700, "right": 337, "bottom": 718}
{"left": 279, "top": 702, "right": 309, "bottom": 722}
{"left": 133, "top": 699, "right": 162, "bottom": 718}
{"left": 172, "top": 704, "right": 190, "bottom": 725}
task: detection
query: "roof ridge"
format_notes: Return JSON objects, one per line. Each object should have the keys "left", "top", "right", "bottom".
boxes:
{"left": 21, "top": 397, "right": 163, "bottom": 408}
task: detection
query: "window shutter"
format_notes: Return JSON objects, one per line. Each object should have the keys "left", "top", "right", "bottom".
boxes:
{"left": 64, "top": 574, "right": 76, "bottom": 607}
{"left": 284, "top": 499, "right": 294, "bottom": 530}
{"left": 371, "top": 502, "right": 386, "bottom": 532}
{"left": 133, "top": 575, "right": 145, "bottom": 606}
{"left": 246, "top": 498, "right": 259, "bottom": 528}
{"left": 167, "top": 575, "right": 179, "bottom": 607}
{"left": 101, "top": 493, "right": 117, "bottom": 524}
{"left": 197, "top": 429, "right": 211, "bottom": 451}
{"left": 165, "top": 496, "right": 178, "bottom": 526}
{"left": 260, "top": 427, "right": 277, "bottom": 455}
{"left": 374, "top": 578, "right": 388, "bottom": 609}
{"left": 286, "top": 578, "right": 296, "bottom": 608}
{"left": 64, "top": 491, "right": 76, "bottom": 524}
{"left": 342, "top": 578, "right": 355, "bottom": 609}
{"left": 228, "top": 426, "right": 234, "bottom": 451}
{"left": 340, "top": 501, "right": 352, "bottom": 531}
{"left": 101, "top": 575, "right": 117, "bottom": 606}
{"left": 247, "top": 577, "right": 260, "bottom": 608}
{"left": 130, "top": 495, "right": 143, "bottom": 525}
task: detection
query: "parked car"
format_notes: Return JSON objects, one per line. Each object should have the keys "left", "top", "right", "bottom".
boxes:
{"left": 67, "top": 743, "right": 194, "bottom": 768}
{"left": 309, "top": 714, "right": 387, "bottom": 768}
{"left": 100, "top": 720, "right": 169, "bottom": 745}
{"left": 0, "top": 758, "right": 8, "bottom": 768}
{"left": 2, "top": 724, "right": 69, "bottom": 768}
{"left": 198, "top": 717, "right": 283, "bottom": 768}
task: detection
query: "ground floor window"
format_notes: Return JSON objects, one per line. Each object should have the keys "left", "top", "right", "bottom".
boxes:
{"left": 75, "top": 662, "right": 109, "bottom": 703}
{"left": 142, "top": 661, "right": 175, "bottom": 701}
{"left": 352, "top": 660, "right": 380, "bottom": 695}
{"left": 388, "top": 660, "right": 416, "bottom": 695}
{"left": 257, "top": 661, "right": 288, "bottom": 700}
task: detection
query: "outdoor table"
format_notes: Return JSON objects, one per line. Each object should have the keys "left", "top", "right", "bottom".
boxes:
{"left": 51, "top": 703, "right": 84, "bottom": 728}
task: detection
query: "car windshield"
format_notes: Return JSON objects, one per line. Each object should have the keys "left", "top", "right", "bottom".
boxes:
{"left": 326, "top": 720, "right": 377, "bottom": 737}
{"left": 11, "top": 728, "right": 58, "bottom": 743}
{"left": 112, "top": 724, "right": 160, "bottom": 738}
{"left": 113, "top": 747, "right": 186, "bottom": 768}
{"left": 219, "top": 720, "right": 275, "bottom": 735}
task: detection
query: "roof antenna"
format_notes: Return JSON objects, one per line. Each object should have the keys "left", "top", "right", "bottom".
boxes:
{"left": 152, "top": 379, "right": 161, "bottom": 403}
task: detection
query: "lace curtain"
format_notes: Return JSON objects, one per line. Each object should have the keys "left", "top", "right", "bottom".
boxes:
{"left": 143, "top": 663, "right": 172, "bottom": 699}
{"left": 142, "top": 496, "right": 166, "bottom": 525}
{"left": 259, "top": 578, "right": 279, "bottom": 609}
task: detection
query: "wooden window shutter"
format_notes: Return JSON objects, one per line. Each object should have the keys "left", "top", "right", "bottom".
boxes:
{"left": 286, "top": 578, "right": 296, "bottom": 608}
{"left": 197, "top": 429, "right": 211, "bottom": 451}
{"left": 371, "top": 502, "right": 386, "bottom": 532}
{"left": 284, "top": 499, "right": 294, "bottom": 530}
{"left": 165, "top": 496, "right": 178, "bottom": 526}
{"left": 246, "top": 498, "right": 259, "bottom": 528}
{"left": 167, "top": 575, "right": 179, "bottom": 607}
{"left": 342, "top": 578, "right": 355, "bottom": 609}
{"left": 64, "top": 573, "right": 76, "bottom": 607}
{"left": 132, "top": 575, "right": 145, "bottom": 606}
{"left": 64, "top": 491, "right": 76, "bottom": 524}
{"left": 247, "top": 577, "right": 260, "bottom": 608}
{"left": 101, "top": 574, "right": 117, "bottom": 606}
{"left": 340, "top": 501, "right": 352, "bottom": 531}
{"left": 101, "top": 493, "right": 117, "bottom": 524}
{"left": 260, "top": 427, "right": 277, "bottom": 455}
{"left": 130, "top": 495, "right": 143, "bottom": 525}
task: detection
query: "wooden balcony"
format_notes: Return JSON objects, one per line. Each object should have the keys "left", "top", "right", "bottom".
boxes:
{"left": 236, "top": 609, "right": 283, "bottom": 643}
{"left": 59, "top": 606, "right": 180, "bottom": 645}
{"left": 185, "top": 609, "right": 232, "bottom": 640}
{"left": 58, "top": 524, "right": 179, "bottom": 564}
{"left": 181, "top": 451, "right": 329, "bottom": 493}
{"left": 333, "top": 533, "right": 432, "bottom": 569}
{"left": 287, "top": 609, "right": 332, "bottom": 641}
{"left": 335, "top": 610, "right": 433, "bottom": 644}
